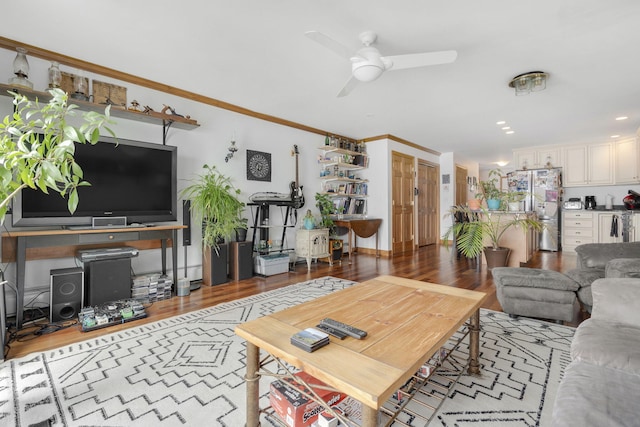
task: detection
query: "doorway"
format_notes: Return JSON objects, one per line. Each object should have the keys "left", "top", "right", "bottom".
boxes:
{"left": 417, "top": 161, "right": 439, "bottom": 246}
{"left": 392, "top": 151, "right": 415, "bottom": 254}
{"left": 455, "top": 165, "right": 468, "bottom": 206}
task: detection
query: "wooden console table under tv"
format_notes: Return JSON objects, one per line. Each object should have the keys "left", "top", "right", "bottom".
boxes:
{"left": 235, "top": 274, "right": 487, "bottom": 427}
{"left": 1, "top": 224, "right": 186, "bottom": 329}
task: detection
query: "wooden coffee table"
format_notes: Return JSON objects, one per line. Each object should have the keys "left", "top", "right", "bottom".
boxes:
{"left": 234, "top": 275, "right": 487, "bottom": 427}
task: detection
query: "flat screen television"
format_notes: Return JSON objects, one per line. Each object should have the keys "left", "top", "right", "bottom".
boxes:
{"left": 12, "top": 136, "right": 178, "bottom": 227}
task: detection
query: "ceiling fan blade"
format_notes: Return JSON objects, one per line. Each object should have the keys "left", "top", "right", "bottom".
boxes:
{"left": 305, "top": 31, "right": 353, "bottom": 60}
{"left": 337, "top": 76, "right": 359, "bottom": 97}
{"left": 384, "top": 50, "right": 458, "bottom": 71}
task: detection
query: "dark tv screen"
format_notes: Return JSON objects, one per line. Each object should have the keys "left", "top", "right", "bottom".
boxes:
{"left": 12, "top": 136, "right": 177, "bottom": 227}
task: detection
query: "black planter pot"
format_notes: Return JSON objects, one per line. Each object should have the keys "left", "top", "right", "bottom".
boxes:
{"left": 483, "top": 247, "right": 511, "bottom": 270}
{"left": 235, "top": 227, "right": 248, "bottom": 242}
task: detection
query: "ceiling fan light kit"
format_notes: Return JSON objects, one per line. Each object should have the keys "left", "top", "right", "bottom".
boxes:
{"left": 509, "top": 71, "right": 548, "bottom": 96}
{"left": 305, "top": 29, "right": 457, "bottom": 96}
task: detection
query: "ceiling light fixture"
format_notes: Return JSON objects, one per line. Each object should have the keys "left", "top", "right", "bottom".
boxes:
{"left": 506, "top": 130, "right": 515, "bottom": 134}
{"left": 496, "top": 121, "right": 506, "bottom": 125}
{"left": 615, "top": 116, "right": 628, "bottom": 121}
{"left": 508, "top": 71, "right": 548, "bottom": 96}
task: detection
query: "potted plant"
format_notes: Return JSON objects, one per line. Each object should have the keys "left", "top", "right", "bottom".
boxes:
{"left": 0, "top": 89, "right": 114, "bottom": 224}
{"left": 503, "top": 191, "right": 527, "bottom": 211}
{"left": 443, "top": 204, "right": 544, "bottom": 269}
{"left": 181, "top": 164, "right": 246, "bottom": 285}
{"left": 315, "top": 193, "right": 343, "bottom": 261}
{"left": 476, "top": 169, "right": 504, "bottom": 210}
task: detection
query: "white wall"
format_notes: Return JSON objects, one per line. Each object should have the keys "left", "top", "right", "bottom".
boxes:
{"left": 0, "top": 50, "right": 326, "bottom": 314}
{"left": 0, "top": 49, "right": 471, "bottom": 316}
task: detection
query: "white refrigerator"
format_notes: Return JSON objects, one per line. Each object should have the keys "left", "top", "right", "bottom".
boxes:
{"left": 506, "top": 168, "right": 563, "bottom": 251}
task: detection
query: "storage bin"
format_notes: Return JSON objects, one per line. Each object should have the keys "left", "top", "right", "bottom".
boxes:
{"left": 254, "top": 253, "right": 290, "bottom": 276}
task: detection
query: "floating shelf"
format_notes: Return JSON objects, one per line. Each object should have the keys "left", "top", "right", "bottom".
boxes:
{"left": 320, "top": 177, "right": 369, "bottom": 183}
{"left": 318, "top": 160, "right": 365, "bottom": 170}
{"left": 318, "top": 146, "right": 367, "bottom": 157}
{"left": 0, "top": 83, "right": 200, "bottom": 130}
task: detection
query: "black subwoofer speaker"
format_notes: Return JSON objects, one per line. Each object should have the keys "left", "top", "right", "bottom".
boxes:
{"left": 84, "top": 257, "right": 132, "bottom": 306}
{"left": 50, "top": 267, "right": 84, "bottom": 322}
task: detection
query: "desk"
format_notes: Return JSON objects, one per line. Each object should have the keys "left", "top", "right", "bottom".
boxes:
{"left": 235, "top": 275, "right": 486, "bottom": 427}
{"left": 1, "top": 225, "right": 185, "bottom": 329}
{"left": 333, "top": 218, "right": 382, "bottom": 262}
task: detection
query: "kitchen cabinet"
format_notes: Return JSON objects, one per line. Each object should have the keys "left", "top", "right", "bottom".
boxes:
{"left": 597, "top": 212, "right": 623, "bottom": 244}
{"left": 615, "top": 138, "right": 640, "bottom": 184}
{"left": 562, "top": 211, "right": 595, "bottom": 253}
{"left": 562, "top": 211, "right": 626, "bottom": 252}
{"left": 513, "top": 147, "right": 561, "bottom": 170}
{"left": 562, "top": 143, "right": 613, "bottom": 187}
{"left": 633, "top": 214, "right": 640, "bottom": 242}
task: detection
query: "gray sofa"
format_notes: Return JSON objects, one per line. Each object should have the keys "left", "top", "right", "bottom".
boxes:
{"left": 551, "top": 278, "right": 640, "bottom": 426}
{"left": 492, "top": 267, "right": 580, "bottom": 323}
{"left": 565, "top": 242, "right": 640, "bottom": 312}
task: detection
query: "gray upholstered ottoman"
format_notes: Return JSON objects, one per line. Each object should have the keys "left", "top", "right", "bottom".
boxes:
{"left": 492, "top": 267, "right": 580, "bottom": 323}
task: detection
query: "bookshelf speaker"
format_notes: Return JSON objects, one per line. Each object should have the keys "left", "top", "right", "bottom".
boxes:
{"left": 229, "top": 241, "right": 253, "bottom": 280}
{"left": 182, "top": 199, "right": 191, "bottom": 246}
{"left": 50, "top": 267, "right": 84, "bottom": 322}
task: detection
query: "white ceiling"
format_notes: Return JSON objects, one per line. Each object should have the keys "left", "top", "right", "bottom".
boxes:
{"left": 6, "top": 0, "right": 640, "bottom": 167}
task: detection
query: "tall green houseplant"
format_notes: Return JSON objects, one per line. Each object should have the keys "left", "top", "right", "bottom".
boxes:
{"left": 0, "top": 89, "right": 114, "bottom": 224}
{"left": 180, "top": 164, "right": 246, "bottom": 252}
{"left": 444, "top": 204, "right": 544, "bottom": 267}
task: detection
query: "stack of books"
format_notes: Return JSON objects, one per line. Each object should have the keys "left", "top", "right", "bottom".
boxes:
{"left": 290, "top": 327, "right": 330, "bottom": 352}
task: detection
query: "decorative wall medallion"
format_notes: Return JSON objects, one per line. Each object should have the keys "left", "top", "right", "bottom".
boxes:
{"left": 246, "top": 150, "right": 271, "bottom": 181}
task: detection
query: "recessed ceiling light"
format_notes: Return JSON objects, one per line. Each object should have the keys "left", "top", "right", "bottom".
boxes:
{"left": 501, "top": 126, "right": 511, "bottom": 130}
{"left": 496, "top": 161, "right": 508, "bottom": 167}
{"left": 611, "top": 135, "right": 620, "bottom": 138}
{"left": 505, "top": 130, "right": 515, "bottom": 134}
{"left": 615, "top": 116, "right": 628, "bottom": 121}
{"left": 496, "top": 121, "right": 506, "bottom": 125}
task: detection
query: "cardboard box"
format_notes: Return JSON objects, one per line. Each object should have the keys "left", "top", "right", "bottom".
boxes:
{"left": 332, "top": 396, "right": 364, "bottom": 426}
{"left": 269, "top": 372, "right": 344, "bottom": 427}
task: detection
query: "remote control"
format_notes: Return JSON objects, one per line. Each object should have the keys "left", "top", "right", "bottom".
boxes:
{"left": 315, "top": 323, "right": 348, "bottom": 340}
{"left": 320, "top": 318, "right": 368, "bottom": 339}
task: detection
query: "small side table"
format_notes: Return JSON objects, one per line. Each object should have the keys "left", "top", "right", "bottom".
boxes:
{"left": 333, "top": 218, "right": 382, "bottom": 263}
{"left": 296, "top": 228, "right": 330, "bottom": 270}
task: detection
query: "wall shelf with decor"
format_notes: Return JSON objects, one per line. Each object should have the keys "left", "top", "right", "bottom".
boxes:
{"left": 0, "top": 83, "right": 200, "bottom": 131}
{"left": 318, "top": 145, "right": 369, "bottom": 217}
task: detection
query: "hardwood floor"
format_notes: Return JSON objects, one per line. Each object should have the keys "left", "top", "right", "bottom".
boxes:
{"left": 4, "top": 244, "right": 581, "bottom": 360}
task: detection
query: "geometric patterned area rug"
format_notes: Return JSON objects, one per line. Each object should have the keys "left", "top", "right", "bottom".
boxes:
{"left": 0, "top": 276, "right": 574, "bottom": 427}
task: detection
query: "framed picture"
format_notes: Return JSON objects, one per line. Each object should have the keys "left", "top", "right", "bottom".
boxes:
{"left": 246, "top": 150, "right": 271, "bottom": 182}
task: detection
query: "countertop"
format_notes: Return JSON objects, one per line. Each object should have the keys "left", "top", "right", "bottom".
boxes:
{"left": 582, "top": 205, "right": 627, "bottom": 211}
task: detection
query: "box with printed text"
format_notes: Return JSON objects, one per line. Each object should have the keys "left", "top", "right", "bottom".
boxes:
{"left": 269, "top": 371, "right": 345, "bottom": 427}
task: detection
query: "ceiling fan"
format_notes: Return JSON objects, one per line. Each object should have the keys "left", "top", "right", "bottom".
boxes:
{"left": 305, "top": 30, "right": 458, "bottom": 97}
